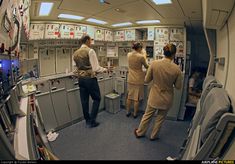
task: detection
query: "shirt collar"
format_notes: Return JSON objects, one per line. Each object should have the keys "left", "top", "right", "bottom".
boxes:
{"left": 81, "top": 44, "right": 89, "bottom": 48}
{"left": 163, "top": 57, "right": 173, "bottom": 63}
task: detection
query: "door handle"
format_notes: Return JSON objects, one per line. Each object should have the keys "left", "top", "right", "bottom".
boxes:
{"left": 51, "top": 87, "right": 57, "bottom": 91}
{"left": 74, "top": 82, "right": 79, "bottom": 86}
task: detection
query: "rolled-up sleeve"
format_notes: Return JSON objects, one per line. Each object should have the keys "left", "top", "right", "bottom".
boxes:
{"left": 89, "top": 49, "right": 107, "bottom": 73}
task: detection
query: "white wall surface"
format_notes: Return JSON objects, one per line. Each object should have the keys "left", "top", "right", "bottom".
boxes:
{"left": 216, "top": 6, "right": 235, "bottom": 107}
{"left": 226, "top": 6, "right": 235, "bottom": 108}
{"left": 216, "top": 25, "right": 228, "bottom": 85}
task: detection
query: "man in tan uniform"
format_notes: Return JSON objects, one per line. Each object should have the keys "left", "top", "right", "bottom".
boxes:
{"left": 134, "top": 43, "right": 182, "bottom": 140}
{"left": 126, "top": 42, "right": 149, "bottom": 118}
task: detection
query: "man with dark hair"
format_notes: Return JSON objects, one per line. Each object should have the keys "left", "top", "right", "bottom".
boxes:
{"left": 73, "top": 35, "right": 107, "bottom": 128}
{"left": 134, "top": 43, "right": 182, "bottom": 140}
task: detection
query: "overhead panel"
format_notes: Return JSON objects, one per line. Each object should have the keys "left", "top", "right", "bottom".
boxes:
{"left": 209, "top": 10, "right": 220, "bottom": 26}
{"left": 178, "top": 0, "right": 202, "bottom": 19}
{"left": 59, "top": 0, "right": 108, "bottom": 15}
{"left": 217, "top": 11, "right": 229, "bottom": 26}
{"left": 161, "top": 19, "right": 185, "bottom": 26}
{"left": 96, "top": 10, "right": 133, "bottom": 24}
{"left": 120, "top": 0, "right": 162, "bottom": 20}
{"left": 148, "top": 0, "right": 185, "bottom": 19}
{"left": 58, "top": 0, "right": 137, "bottom": 16}
{"left": 203, "top": 0, "right": 234, "bottom": 29}
{"left": 30, "top": 0, "right": 61, "bottom": 20}
{"left": 29, "top": 0, "right": 204, "bottom": 31}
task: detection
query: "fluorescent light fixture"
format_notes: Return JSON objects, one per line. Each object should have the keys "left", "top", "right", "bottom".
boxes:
{"left": 136, "top": 20, "right": 160, "bottom": 24}
{"left": 112, "top": 22, "right": 132, "bottom": 27}
{"left": 58, "top": 14, "right": 84, "bottom": 20}
{"left": 152, "top": 0, "right": 172, "bottom": 5}
{"left": 39, "top": 2, "right": 54, "bottom": 16}
{"left": 86, "top": 18, "right": 107, "bottom": 25}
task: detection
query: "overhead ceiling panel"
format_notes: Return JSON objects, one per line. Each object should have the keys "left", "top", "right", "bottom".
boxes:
{"left": 147, "top": 0, "right": 185, "bottom": 19}
{"left": 120, "top": 0, "right": 162, "bottom": 20}
{"left": 95, "top": 9, "right": 133, "bottom": 24}
{"left": 59, "top": 0, "right": 109, "bottom": 15}
{"left": 29, "top": 0, "right": 204, "bottom": 30}
{"left": 178, "top": 0, "right": 202, "bottom": 19}
{"left": 58, "top": 0, "right": 138, "bottom": 16}
{"left": 30, "top": 0, "right": 68, "bottom": 20}
{"left": 161, "top": 18, "right": 185, "bottom": 26}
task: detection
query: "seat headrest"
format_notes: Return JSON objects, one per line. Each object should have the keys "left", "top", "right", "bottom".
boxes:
{"left": 202, "top": 76, "right": 217, "bottom": 90}
{"left": 200, "top": 83, "right": 223, "bottom": 109}
{"left": 200, "top": 87, "right": 230, "bottom": 144}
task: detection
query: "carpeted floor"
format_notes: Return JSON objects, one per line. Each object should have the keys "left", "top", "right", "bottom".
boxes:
{"left": 49, "top": 109, "right": 190, "bottom": 160}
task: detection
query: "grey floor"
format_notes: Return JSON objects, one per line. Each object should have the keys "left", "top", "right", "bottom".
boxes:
{"left": 50, "top": 110, "right": 190, "bottom": 160}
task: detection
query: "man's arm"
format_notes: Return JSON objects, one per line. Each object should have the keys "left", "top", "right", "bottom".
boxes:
{"left": 89, "top": 49, "right": 107, "bottom": 73}
{"left": 175, "top": 70, "right": 183, "bottom": 90}
{"left": 145, "top": 64, "right": 153, "bottom": 83}
{"left": 142, "top": 56, "right": 149, "bottom": 69}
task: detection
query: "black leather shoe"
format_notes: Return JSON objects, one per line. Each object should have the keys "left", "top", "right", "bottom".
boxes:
{"left": 126, "top": 112, "right": 131, "bottom": 117}
{"left": 90, "top": 122, "right": 100, "bottom": 128}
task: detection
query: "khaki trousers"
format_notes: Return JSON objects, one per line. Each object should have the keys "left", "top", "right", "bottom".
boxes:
{"left": 136, "top": 105, "right": 168, "bottom": 139}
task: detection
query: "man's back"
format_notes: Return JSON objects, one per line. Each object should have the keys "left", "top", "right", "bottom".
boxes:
{"left": 73, "top": 46, "right": 91, "bottom": 70}
{"left": 146, "top": 58, "right": 182, "bottom": 110}
{"left": 152, "top": 58, "right": 182, "bottom": 91}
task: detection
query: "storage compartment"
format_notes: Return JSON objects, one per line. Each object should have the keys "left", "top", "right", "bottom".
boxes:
{"left": 105, "top": 93, "right": 120, "bottom": 114}
{"left": 65, "top": 77, "right": 83, "bottom": 122}
{"left": 36, "top": 92, "right": 57, "bottom": 132}
{"left": 98, "top": 80, "right": 105, "bottom": 111}
{"left": 49, "top": 78, "right": 71, "bottom": 127}
{"left": 104, "top": 78, "right": 113, "bottom": 95}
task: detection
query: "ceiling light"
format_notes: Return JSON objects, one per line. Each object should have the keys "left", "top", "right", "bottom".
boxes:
{"left": 112, "top": 22, "right": 132, "bottom": 27}
{"left": 136, "top": 20, "right": 160, "bottom": 24}
{"left": 39, "top": 2, "right": 54, "bottom": 16}
{"left": 152, "top": 0, "right": 172, "bottom": 5}
{"left": 58, "top": 14, "right": 84, "bottom": 20}
{"left": 86, "top": 18, "right": 107, "bottom": 25}
{"left": 114, "top": 8, "right": 126, "bottom": 13}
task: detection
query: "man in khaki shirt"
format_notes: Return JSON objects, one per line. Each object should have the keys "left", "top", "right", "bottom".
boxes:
{"left": 134, "top": 43, "right": 182, "bottom": 140}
